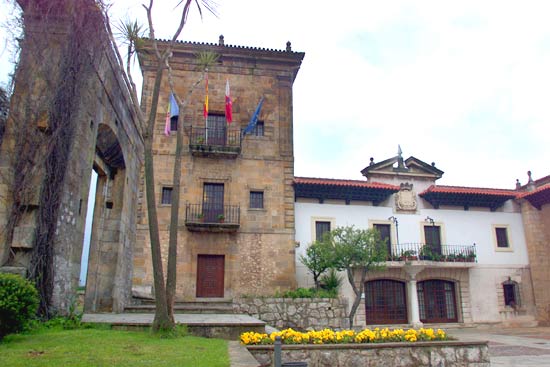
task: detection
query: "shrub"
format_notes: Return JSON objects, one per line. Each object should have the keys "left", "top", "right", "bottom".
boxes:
{"left": 320, "top": 268, "right": 342, "bottom": 293}
{"left": 275, "top": 287, "right": 337, "bottom": 299}
{"left": 0, "top": 273, "right": 39, "bottom": 339}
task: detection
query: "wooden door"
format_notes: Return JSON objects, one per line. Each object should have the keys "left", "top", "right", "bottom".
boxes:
{"left": 417, "top": 280, "right": 457, "bottom": 323}
{"left": 196, "top": 255, "right": 225, "bottom": 298}
{"left": 373, "top": 223, "right": 392, "bottom": 256}
{"left": 424, "top": 225, "right": 442, "bottom": 254}
{"left": 206, "top": 114, "right": 226, "bottom": 146}
{"left": 203, "top": 183, "right": 224, "bottom": 222}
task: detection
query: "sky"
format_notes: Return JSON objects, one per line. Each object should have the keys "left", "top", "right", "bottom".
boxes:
{"left": 1, "top": 0, "right": 550, "bottom": 189}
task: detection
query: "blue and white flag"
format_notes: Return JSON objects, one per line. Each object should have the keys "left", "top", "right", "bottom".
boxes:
{"left": 243, "top": 97, "right": 264, "bottom": 135}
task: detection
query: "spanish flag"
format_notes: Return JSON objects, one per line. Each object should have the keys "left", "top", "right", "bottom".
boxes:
{"left": 203, "top": 71, "right": 209, "bottom": 119}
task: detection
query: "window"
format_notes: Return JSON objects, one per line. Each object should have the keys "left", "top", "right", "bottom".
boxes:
{"left": 315, "top": 221, "right": 331, "bottom": 241}
{"left": 503, "top": 281, "right": 520, "bottom": 307}
{"left": 161, "top": 187, "right": 173, "bottom": 205}
{"left": 495, "top": 227, "right": 510, "bottom": 248}
{"left": 249, "top": 191, "right": 264, "bottom": 209}
{"left": 252, "top": 121, "right": 264, "bottom": 136}
{"left": 170, "top": 116, "right": 178, "bottom": 131}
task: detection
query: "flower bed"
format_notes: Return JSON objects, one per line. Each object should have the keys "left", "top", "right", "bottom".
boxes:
{"left": 241, "top": 327, "right": 448, "bottom": 345}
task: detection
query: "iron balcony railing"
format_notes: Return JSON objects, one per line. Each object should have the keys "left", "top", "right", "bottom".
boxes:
{"left": 387, "top": 243, "right": 477, "bottom": 263}
{"left": 189, "top": 127, "right": 241, "bottom": 148}
{"left": 185, "top": 203, "right": 240, "bottom": 226}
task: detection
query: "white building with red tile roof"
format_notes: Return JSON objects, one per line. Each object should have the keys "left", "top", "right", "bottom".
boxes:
{"left": 294, "top": 149, "right": 538, "bottom": 328}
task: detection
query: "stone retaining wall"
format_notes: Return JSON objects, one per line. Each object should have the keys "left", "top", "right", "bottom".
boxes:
{"left": 233, "top": 297, "right": 348, "bottom": 329}
{"left": 247, "top": 341, "right": 490, "bottom": 367}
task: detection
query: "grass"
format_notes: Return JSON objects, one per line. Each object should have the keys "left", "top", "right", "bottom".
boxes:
{"left": 0, "top": 326, "right": 229, "bottom": 367}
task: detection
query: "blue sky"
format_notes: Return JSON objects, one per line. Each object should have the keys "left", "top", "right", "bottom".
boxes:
{"left": 1, "top": 0, "right": 549, "bottom": 188}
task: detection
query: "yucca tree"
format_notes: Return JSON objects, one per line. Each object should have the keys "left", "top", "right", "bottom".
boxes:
{"left": 109, "top": 0, "right": 217, "bottom": 332}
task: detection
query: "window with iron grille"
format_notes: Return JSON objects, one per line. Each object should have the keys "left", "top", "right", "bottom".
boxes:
{"left": 249, "top": 191, "right": 264, "bottom": 209}
{"left": 252, "top": 121, "right": 264, "bottom": 136}
{"left": 161, "top": 187, "right": 173, "bottom": 205}
{"left": 315, "top": 221, "right": 331, "bottom": 241}
{"left": 503, "top": 281, "right": 520, "bottom": 307}
{"left": 495, "top": 227, "right": 510, "bottom": 248}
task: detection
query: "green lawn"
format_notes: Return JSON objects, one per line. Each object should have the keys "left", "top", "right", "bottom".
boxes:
{"left": 0, "top": 328, "right": 229, "bottom": 367}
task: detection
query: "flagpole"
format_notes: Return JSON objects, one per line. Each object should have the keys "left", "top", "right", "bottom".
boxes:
{"left": 204, "top": 68, "right": 209, "bottom": 144}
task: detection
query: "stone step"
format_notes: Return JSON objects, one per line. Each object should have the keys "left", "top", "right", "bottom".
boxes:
{"left": 125, "top": 302, "right": 235, "bottom": 314}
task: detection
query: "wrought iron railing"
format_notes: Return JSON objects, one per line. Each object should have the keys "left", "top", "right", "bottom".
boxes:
{"left": 185, "top": 203, "right": 240, "bottom": 225}
{"left": 189, "top": 127, "right": 241, "bottom": 147}
{"left": 387, "top": 243, "right": 477, "bottom": 263}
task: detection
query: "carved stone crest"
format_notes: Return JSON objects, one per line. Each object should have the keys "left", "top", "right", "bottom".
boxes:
{"left": 395, "top": 183, "right": 417, "bottom": 212}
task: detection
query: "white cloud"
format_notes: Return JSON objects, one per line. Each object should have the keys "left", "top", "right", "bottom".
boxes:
{"left": 1, "top": 0, "right": 549, "bottom": 188}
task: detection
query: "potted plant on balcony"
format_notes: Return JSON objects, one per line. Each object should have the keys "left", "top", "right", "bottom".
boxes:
{"left": 217, "top": 214, "right": 225, "bottom": 223}
{"left": 196, "top": 213, "right": 204, "bottom": 222}
{"left": 399, "top": 250, "right": 417, "bottom": 261}
{"left": 466, "top": 251, "right": 476, "bottom": 262}
{"left": 196, "top": 136, "right": 205, "bottom": 145}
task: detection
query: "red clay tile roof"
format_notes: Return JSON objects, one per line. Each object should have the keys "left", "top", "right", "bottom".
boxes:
{"left": 420, "top": 185, "right": 518, "bottom": 197}
{"left": 294, "top": 177, "right": 400, "bottom": 191}
{"left": 518, "top": 184, "right": 550, "bottom": 209}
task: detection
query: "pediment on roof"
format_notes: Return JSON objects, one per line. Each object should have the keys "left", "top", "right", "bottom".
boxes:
{"left": 361, "top": 155, "right": 444, "bottom": 181}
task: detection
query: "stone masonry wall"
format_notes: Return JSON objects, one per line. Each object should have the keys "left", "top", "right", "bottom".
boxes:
{"left": 520, "top": 200, "right": 550, "bottom": 324}
{"left": 233, "top": 297, "right": 348, "bottom": 330}
{"left": 248, "top": 341, "right": 490, "bottom": 367}
{"left": 134, "top": 38, "right": 304, "bottom": 300}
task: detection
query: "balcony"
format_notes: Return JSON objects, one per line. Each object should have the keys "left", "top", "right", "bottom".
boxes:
{"left": 386, "top": 243, "right": 477, "bottom": 268}
{"left": 189, "top": 127, "right": 241, "bottom": 158}
{"left": 185, "top": 203, "right": 240, "bottom": 232}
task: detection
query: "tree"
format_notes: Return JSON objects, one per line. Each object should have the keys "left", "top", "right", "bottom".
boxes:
{"left": 300, "top": 239, "right": 336, "bottom": 290}
{"left": 330, "top": 226, "right": 387, "bottom": 328}
{"left": 107, "top": 0, "right": 216, "bottom": 332}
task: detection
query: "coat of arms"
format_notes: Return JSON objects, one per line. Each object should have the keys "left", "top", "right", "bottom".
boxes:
{"left": 395, "top": 183, "right": 417, "bottom": 212}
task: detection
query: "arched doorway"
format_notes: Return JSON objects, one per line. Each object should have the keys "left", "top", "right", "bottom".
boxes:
{"left": 417, "top": 280, "right": 458, "bottom": 323}
{"left": 365, "top": 279, "right": 408, "bottom": 324}
{"left": 83, "top": 124, "right": 126, "bottom": 312}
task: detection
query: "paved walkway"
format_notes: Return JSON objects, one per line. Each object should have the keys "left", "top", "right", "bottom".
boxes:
{"left": 449, "top": 326, "right": 550, "bottom": 366}
{"left": 82, "top": 313, "right": 265, "bottom": 326}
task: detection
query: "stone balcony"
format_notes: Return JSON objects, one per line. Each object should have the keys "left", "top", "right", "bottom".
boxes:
{"left": 188, "top": 127, "right": 241, "bottom": 158}
{"left": 385, "top": 243, "right": 477, "bottom": 269}
{"left": 185, "top": 203, "right": 240, "bottom": 232}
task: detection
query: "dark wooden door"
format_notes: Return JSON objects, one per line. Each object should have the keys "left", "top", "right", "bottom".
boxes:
{"left": 417, "top": 280, "right": 457, "bottom": 323}
{"left": 424, "top": 225, "right": 442, "bottom": 254}
{"left": 203, "top": 183, "right": 224, "bottom": 222}
{"left": 373, "top": 223, "right": 392, "bottom": 256}
{"left": 196, "top": 255, "right": 225, "bottom": 298}
{"left": 206, "top": 114, "right": 226, "bottom": 146}
{"left": 365, "top": 279, "right": 408, "bottom": 324}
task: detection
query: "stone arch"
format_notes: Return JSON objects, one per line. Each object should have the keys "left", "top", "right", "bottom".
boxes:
{"left": 84, "top": 123, "right": 127, "bottom": 312}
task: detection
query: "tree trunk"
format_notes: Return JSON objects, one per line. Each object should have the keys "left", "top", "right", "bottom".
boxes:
{"left": 165, "top": 101, "right": 185, "bottom": 318}
{"left": 144, "top": 64, "right": 173, "bottom": 331}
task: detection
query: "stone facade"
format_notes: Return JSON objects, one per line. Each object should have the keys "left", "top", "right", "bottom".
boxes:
{"left": 0, "top": 0, "right": 143, "bottom": 313}
{"left": 134, "top": 38, "right": 304, "bottom": 300}
{"left": 233, "top": 297, "right": 348, "bottom": 330}
{"left": 248, "top": 341, "right": 490, "bottom": 367}
{"left": 518, "top": 177, "right": 550, "bottom": 325}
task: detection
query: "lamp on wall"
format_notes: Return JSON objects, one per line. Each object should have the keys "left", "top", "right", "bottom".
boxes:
{"left": 388, "top": 216, "right": 399, "bottom": 245}
{"left": 425, "top": 216, "right": 435, "bottom": 226}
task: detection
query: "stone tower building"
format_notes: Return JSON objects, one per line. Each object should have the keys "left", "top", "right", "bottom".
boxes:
{"left": 134, "top": 37, "right": 304, "bottom": 300}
